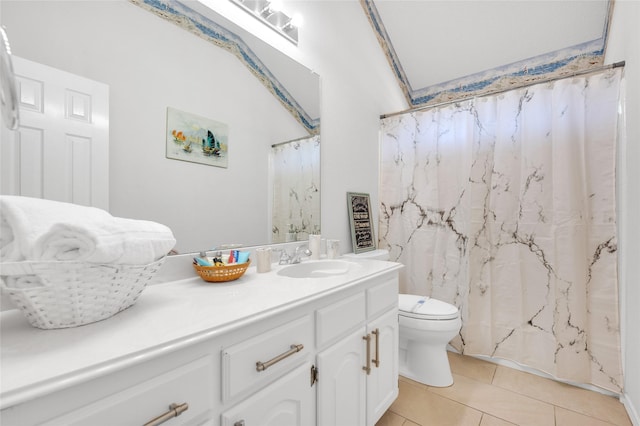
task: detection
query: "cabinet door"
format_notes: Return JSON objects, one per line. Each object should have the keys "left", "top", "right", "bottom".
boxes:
{"left": 366, "top": 308, "right": 399, "bottom": 426}
{"left": 220, "top": 362, "right": 314, "bottom": 426}
{"left": 317, "top": 328, "right": 367, "bottom": 426}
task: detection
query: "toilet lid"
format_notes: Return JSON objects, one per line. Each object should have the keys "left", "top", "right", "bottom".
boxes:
{"left": 398, "top": 294, "right": 459, "bottom": 320}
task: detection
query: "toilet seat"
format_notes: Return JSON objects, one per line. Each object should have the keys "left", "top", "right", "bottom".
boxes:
{"left": 398, "top": 294, "right": 459, "bottom": 320}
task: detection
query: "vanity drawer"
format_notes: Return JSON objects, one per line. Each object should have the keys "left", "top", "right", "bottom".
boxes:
{"left": 367, "top": 276, "right": 399, "bottom": 319}
{"left": 221, "top": 314, "right": 313, "bottom": 402}
{"left": 40, "top": 356, "right": 214, "bottom": 426}
{"left": 316, "top": 292, "right": 365, "bottom": 348}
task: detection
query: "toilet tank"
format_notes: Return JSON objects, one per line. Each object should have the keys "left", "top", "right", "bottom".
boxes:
{"left": 343, "top": 249, "right": 390, "bottom": 261}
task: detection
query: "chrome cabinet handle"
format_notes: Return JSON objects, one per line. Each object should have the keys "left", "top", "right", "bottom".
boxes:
{"left": 256, "top": 344, "right": 304, "bottom": 372}
{"left": 143, "top": 402, "right": 189, "bottom": 426}
{"left": 372, "top": 328, "right": 380, "bottom": 368}
{"left": 362, "top": 334, "right": 371, "bottom": 375}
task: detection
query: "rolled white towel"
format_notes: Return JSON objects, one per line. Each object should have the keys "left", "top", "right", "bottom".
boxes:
{"left": 0, "top": 195, "right": 176, "bottom": 264}
{"left": 1, "top": 195, "right": 112, "bottom": 262}
{"left": 35, "top": 217, "right": 176, "bottom": 264}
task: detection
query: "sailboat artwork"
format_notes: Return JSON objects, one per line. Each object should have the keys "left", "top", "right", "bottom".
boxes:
{"left": 166, "top": 107, "right": 229, "bottom": 168}
{"left": 202, "top": 130, "right": 221, "bottom": 157}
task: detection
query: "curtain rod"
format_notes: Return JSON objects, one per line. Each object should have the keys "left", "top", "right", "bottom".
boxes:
{"left": 380, "top": 61, "right": 626, "bottom": 120}
{"left": 271, "top": 134, "right": 317, "bottom": 148}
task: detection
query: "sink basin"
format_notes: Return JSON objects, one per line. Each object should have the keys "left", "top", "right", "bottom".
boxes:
{"left": 277, "top": 260, "right": 358, "bottom": 279}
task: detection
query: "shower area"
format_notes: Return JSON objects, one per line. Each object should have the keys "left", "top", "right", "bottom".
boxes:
{"left": 378, "top": 68, "right": 624, "bottom": 393}
{"left": 270, "top": 135, "right": 321, "bottom": 243}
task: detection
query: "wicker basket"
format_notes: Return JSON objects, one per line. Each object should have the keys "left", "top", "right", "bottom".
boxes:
{"left": 193, "top": 260, "right": 250, "bottom": 283}
{"left": 0, "top": 258, "right": 165, "bottom": 330}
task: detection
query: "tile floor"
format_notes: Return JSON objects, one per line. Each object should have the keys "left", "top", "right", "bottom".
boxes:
{"left": 376, "top": 352, "right": 632, "bottom": 426}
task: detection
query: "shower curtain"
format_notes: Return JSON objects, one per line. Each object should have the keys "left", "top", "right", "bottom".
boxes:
{"left": 271, "top": 135, "right": 320, "bottom": 243}
{"left": 379, "top": 69, "right": 623, "bottom": 392}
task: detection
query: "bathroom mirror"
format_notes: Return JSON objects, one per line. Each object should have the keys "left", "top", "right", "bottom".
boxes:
{"left": 1, "top": 0, "right": 320, "bottom": 254}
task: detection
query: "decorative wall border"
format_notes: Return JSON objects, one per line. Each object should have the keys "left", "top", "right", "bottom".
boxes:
{"left": 130, "top": 0, "right": 319, "bottom": 135}
{"left": 360, "top": 0, "right": 614, "bottom": 108}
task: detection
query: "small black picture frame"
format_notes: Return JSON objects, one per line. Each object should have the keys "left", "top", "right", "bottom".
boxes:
{"left": 347, "top": 192, "right": 376, "bottom": 254}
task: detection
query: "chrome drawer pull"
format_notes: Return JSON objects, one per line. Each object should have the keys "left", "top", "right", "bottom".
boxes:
{"left": 372, "top": 328, "right": 380, "bottom": 368}
{"left": 256, "top": 344, "right": 304, "bottom": 372}
{"left": 143, "top": 402, "right": 189, "bottom": 426}
{"left": 362, "top": 334, "right": 371, "bottom": 375}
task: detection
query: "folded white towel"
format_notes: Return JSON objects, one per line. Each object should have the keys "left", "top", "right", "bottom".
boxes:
{"left": 0, "top": 196, "right": 176, "bottom": 264}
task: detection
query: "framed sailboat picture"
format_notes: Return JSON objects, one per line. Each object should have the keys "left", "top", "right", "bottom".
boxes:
{"left": 347, "top": 192, "right": 376, "bottom": 253}
{"left": 166, "top": 107, "right": 229, "bottom": 168}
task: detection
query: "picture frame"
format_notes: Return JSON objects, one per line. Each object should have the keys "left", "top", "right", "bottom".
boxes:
{"left": 347, "top": 192, "right": 376, "bottom": 254}
{"left": 166, "top": 107, "right": 229, "bottom": 168}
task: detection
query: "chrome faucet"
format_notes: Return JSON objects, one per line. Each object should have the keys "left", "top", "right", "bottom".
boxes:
{"left": 276, "top": 244, "right": 312, "bottom": 265}
{"left": 291, "top": 244, "right": 312, "bottom": 264}
{"left": 276, "top": 248, "right": 292, "bottom": 265}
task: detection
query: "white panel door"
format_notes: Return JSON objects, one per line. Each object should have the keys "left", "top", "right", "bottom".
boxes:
{"left": 0, "top": 56, "right": 109, "bottom": 209}
{"left": 366, "top": 308, "right": 399, "bottom": 426}
{"left": 317, "top": 327, "right": 367, "bottom": 426}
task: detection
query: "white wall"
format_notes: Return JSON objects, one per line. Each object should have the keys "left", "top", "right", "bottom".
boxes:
{"left": 1, "top": 1, "right": 307, "bottom": 253}
{"left": 606, "top": 0, "right": 640, "bottom": 422}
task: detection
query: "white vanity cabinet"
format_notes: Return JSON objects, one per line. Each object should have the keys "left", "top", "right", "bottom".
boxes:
{"left": 0, "top": 259, "right": 401, "bottom": 426}
{"left": 365, "top": 307, "right": 399, "bottom": 424}
{"left": 42, "top": 356, "right": 216, "bottom": 426}
{"left": 220, "top": 314, "right": 315, "bottom": 426}
{"left": 316, "top": 276, "right": 399, "bottom": 426}
{"left": 0, "top": 344, "right": 219, "bottom": 426}
{"left": 220, "top": 362, "right": 315, "bottom": 426}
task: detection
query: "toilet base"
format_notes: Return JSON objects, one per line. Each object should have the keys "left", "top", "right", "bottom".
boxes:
{"left": 399, "top": 341, "right": 454, "bottom": 387}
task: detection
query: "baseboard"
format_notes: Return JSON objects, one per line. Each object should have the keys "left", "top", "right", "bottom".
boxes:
{"left": 622, "top": 393, "right": 640, "bottom": 426}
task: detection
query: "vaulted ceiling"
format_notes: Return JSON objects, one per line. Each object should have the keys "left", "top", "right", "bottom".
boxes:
{"left": 360, "top": 0, "right": 612, "bottom": 107}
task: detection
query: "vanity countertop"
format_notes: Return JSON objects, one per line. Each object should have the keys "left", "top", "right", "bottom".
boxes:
{"left": 0, "top": 256, "right": 401, "bottom": 409}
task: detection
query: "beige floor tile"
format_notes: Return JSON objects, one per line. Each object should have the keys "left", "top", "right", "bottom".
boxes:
{"left": 448, "top": 352, "right": 497, "bottom": 384}
{"left": 376, "top": 410, "right": 406, "bottom": 426}
{"left": 555, "top": 407, "right": 620, "bottom": 426}
{"left": 479, "top": 414, "right": 516, "bottom": 426}
{"left": 390, "top": 380, "right": 482, "bottom": 426}
{"left": 402, "top": 420, "right": 420, "bottom": 426}
{"left": 492, "top": 365, "right": 631, "bottom": 425}
{"left": 427, "top": 373, "right": 555, "bottom": 426}
{"left": 399, "top": 374, "right": 429, "bottom": 390}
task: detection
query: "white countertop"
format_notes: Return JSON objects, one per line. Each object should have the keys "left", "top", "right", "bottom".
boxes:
{"left": 0, "top": 256, "right": 401, "bottom": 409}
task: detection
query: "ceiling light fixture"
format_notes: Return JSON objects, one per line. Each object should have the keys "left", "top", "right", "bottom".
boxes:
{"left": 229, "top": 0, "right": 301, "bottom": 45}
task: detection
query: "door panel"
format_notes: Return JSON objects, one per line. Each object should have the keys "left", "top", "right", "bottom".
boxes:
{"left": 367, "top": 308, "right": 399, "bottom": 425}
{"left": 1, "top": 56, "right": 109, "bottom": 209}
{"left": 317, "top": 327, "right": 366, "bottom": 426}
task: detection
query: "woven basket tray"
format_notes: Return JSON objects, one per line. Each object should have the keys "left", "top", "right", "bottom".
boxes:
{"left": 0, "top": 258, "right": 165, "bottom": 330}
{"left": 193, "top": 260, "right": 250, "bottom": 283}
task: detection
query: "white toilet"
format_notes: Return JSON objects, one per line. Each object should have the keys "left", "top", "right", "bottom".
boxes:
{"left": 345, "top": 249, "right": 461, "bottom": 387}
{"left": 398, "top": 294, "right": 461, "bottom": 387}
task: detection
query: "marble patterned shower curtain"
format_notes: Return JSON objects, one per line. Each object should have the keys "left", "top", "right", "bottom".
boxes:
{"left": 379, "top": 69, "right": 623, "bottom": 392}
{"left": 271, "top": 135, "right": 320, "bottom": 243}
